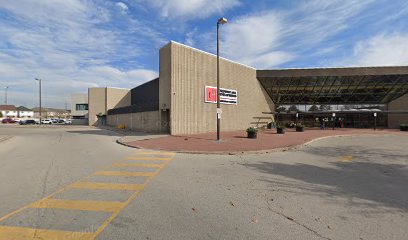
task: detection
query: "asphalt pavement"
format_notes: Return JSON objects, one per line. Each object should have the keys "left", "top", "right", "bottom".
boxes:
{"left": 0, "top": 125, "right": 407, "bottom": 239}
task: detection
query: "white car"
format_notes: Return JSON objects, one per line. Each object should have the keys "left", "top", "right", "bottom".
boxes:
{"left": 41, "top": 119, "right": 52, "bottom": 124}
{"left": 64, "top": 119, "right": 72, "bottom": 125}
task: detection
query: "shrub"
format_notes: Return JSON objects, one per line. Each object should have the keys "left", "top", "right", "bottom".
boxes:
{"left": 246, "top": 127, "right": 258, "bottom": 133}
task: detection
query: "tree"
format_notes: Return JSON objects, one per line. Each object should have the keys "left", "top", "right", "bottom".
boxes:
{"left": 308, "top": 105, "right": 319, "bottom": 112}
{"left": 0, "top": 111, "right": 2, "bottom": 118}
{"left": 288, "top": 105, "right": 299, "bottom": 112}
{"left": 276, "top": 106, "right": 287, "bottom": 113}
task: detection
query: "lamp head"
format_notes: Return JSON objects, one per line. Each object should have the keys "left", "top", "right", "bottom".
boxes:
{"left": 217, "top": 17, "right": 228, "bottom": 25}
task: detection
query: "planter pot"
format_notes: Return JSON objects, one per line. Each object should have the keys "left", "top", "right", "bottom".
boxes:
{"left": 400, "top": 125, "right": 408, "bottom": 131}
{"left": 296, "top": 126, "right": 304, "bottom": 132}
{"left": 247, "top": 131, "right": 257, "bottom": 139}
{"left": 277, "top": 128, "right": 285, "bottom": 134}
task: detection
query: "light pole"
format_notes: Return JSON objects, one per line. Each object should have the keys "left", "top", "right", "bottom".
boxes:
{"left": 217, "top": 17, "right": 227, "bottom": 141}
{"left": 35, "top": 78, "right": 42, "bottom": 125}
{"left": 4, "top": 86, "right": 8, "bottom": 105}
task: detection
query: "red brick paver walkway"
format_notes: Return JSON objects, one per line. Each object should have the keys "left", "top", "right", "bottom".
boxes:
{"left": 123, "top": 128, "right": 405, "bottom": 153}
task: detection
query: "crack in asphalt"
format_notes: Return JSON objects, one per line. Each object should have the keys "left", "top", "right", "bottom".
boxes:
{"left": 266, "top": 199, "right": 331, "bottom": 240}
{"left": 33, "top": 132, "right": 63, "bottom": 238}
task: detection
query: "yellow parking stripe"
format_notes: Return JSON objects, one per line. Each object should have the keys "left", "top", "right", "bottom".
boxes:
{"left": 93, "top": 171, "right": 156, "bottom": 177}
{"left": 69, "top": 182, "right": 145, "bottom": 191}
{"left": 127, "top": 157, "right": 172, "bottom": 161}
{"left": 0, "top": 226, "right": 94, "bottom": 240}
{"left": 29, "top": 198, "right": 125, "bottom": 212}
{"left": 112, "top": 163, "right": 164, "bottom": 168}
{"left": 341, "top": 156, "right": 353, "bottom": 161}
{"left": 136, "top": 151, "right": 176, "bottom": 156}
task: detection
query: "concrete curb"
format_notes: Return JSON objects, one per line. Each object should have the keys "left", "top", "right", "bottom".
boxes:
{"left": 116, "top": 132, "right": 404, "bottom": 155}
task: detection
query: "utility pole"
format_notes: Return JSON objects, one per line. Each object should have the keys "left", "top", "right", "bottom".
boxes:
{"left": 4, "top": 86, "right": 8, "bottom": 104}
{"left": 216, "top": 17, "right": 228, "bottom": 141}
{"left": 35, "top": 78, "right": 42, "bottom": 124}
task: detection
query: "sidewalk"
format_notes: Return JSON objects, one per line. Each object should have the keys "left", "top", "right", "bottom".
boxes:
{"left": 119, "top": 128, "right": 405, "bottom": 154}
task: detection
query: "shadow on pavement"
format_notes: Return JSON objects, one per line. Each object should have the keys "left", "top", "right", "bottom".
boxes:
{"left": 67, "top": 130, "right": 123, "bottom": 136}
{"left": 243, "top": 160, "right": 408, "bottom": 211}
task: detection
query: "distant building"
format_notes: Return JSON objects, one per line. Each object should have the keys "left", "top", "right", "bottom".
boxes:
{"left": 71, "top": 93, "right": 88, "bottom": 125}
{"left": 32, "top": 107, "right": 70, "bottom": 118}
{"left": 0, "top": 105, "right": 18, "bottom": 118}
{"left": 17, "top": 106, "right": 34, "bottom": 118}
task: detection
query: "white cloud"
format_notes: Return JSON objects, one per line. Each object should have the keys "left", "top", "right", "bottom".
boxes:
{"left": 351, "top": 33, "right": 408, "bottom": 66}
{"left": 116, "top": 2, "right": 129, "bottom": 14}
{"left": 0, "top": 0, "right": 159, "bottom": 108}
{"left": 194, "top": 0, "right": 375, "bottom": 68}
{"left": 137, "top": 0, "right": 240, "bottom": 19}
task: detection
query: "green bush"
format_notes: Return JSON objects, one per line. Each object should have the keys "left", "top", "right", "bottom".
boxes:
{"left": 246, "top": 127, "right": 258, "bottom": 133}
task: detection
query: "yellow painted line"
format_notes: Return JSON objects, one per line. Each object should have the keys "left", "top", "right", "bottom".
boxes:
{"left": 127, "top": 157, "right": 172, "bottom": 161}
{"left": 93, "top": 171, "right": 157, "bottom": 177}
{"left": 0, "top": 226, "right": 94, "bottom": 240}
{"left": 92, "top": 154, "right": 176, "bottom": 239}
{"left": 112, "top": 163, "right": 164, "bottom": 168}
{"left": 136, "top": 151, "right": 176, "bottom": 156}
{"left": 29, "top": 198, "right": 125, "bottom": 212}
{"left": 341, "top": 156, "right": 353, "bottom": 161}
{"left": 69, "top": 182, "right": 145, "bottom": 191}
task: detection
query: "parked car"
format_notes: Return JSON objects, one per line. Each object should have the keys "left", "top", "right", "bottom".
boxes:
{"left": 2, "top": 118, "right": 16, "bottom": 124}
{"left": 19, "top": 119, "right": 37, "bottom": 125}
{"left": 41, "top": 119, "right": 53, "bottom": 124}
{"left": 57, "top": 119, "right": 65, "bottom": 124}
{"left": 64, "top": 119, "right": 72, "bottom": 125}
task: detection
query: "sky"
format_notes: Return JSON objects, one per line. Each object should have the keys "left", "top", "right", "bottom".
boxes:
{"left": 1, "top": 0, "right": 408, "bottom": 109}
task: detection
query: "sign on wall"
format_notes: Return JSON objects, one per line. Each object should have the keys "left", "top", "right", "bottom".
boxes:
{"left": 205, "top": 86, "right": 238, "bottom": 105}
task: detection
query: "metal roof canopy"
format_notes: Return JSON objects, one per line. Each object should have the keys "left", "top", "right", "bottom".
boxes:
{"left": 257, "top": 66, "right": 408, "bottom": 105}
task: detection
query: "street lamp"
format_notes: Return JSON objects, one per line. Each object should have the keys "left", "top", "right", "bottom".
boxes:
{"left": 4, "top": 86, "right": 8, "bottom": 105}
{"left": 35, "top": 78, "right": 42, "bottom": 125}
{"left": 216, "top": 17, "right": 227, "bottom": 141}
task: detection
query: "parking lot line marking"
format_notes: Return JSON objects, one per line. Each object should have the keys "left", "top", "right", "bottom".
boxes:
{"left": 93, "top": 171, "right": 157, "bottom": 177}
{"left": 112, "top": 163, "right": 164, "bottom": 168}
{"left": 136, "top": 151, "right": 176, "bottom": 156}
{"left": 127, "top": 157, "right": 172, "bottom": 161}
{"left": 0, "top": 152, "right": 177, "bottom": 240}
{"left": 341, "top": 156, "right": 353, "bottom": 161}
{"left": 29, "top": 198, "right": 125, "bottom": 212}
{"left": 69, "top": 182, "right": 145, "bottom": 191}
{"left": 0, "top": 226, "right": 94, "bottom": 240}
{"left": 92, "top": 153, "right": 177, "bottom": 239}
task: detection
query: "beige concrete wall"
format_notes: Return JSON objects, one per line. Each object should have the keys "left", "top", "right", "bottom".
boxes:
{"left": 88, "top": 88, "right": 106, "bottom": 126}
{"left": 106, "top": 111, "right": 161, "bottom": 132}
{"left": 388, "top": 93, "right": 408, "bottom": 128}
{"left": 106, "top": 88, "right": 131, "bottom": 110}
{"left": 161, "top": 42, "right": 274, "bottom": 135}
{"left": 88, "top": 87, "right": 131, "bottom": 126}
{"left": 71, "top": 93, "right": 88, "bottom": 118}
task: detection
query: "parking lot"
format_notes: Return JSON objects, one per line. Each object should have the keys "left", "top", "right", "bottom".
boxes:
{"left": 0, "top": 125, "right": 407, "bottom": 239}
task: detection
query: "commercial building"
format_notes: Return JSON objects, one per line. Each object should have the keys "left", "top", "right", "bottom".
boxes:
{"left": 87, "top": 41, "right": 408, "bottom": 135}
{"left": 88, "top": 87, "right": 130, "bottom": 126}
{"left": 71, "top": 93, "right": 89, "bottom": 125}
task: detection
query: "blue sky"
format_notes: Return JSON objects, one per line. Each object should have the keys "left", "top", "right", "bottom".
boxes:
{"left": 1, "top": 0, "right": 408, "bottom": 108}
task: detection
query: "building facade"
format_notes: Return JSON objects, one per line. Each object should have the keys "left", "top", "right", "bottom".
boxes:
{"left": 87, "top": 41, "right": 408, "bottom": 135}
{"left": 88, "top": 87, "right": 131, "bottom": 126}
{"left": 71, "top": 93, "right": 89, "bottom": 125}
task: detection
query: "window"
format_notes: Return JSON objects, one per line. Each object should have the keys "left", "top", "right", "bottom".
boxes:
{"left": 76, "top": 104, "right": 88, "bottom": 111}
